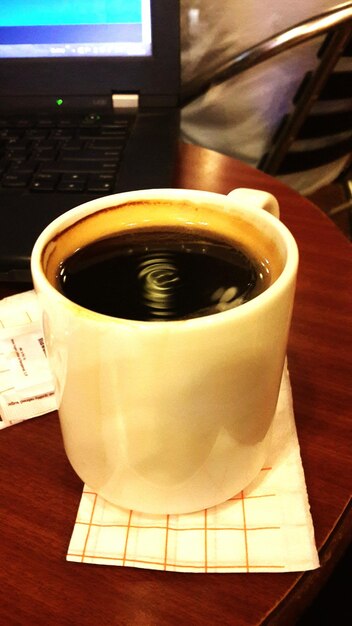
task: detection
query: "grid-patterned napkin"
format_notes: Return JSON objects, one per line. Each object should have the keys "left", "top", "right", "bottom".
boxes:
{"left": 67, "top": 368, "right": 319, "bottom": 573}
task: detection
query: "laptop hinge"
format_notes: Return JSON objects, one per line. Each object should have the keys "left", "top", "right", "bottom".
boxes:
{"left": 112, "top": 94, "right": 139, "bottom": 112}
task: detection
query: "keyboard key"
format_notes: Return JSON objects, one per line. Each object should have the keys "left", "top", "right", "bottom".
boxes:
{"left": 80, "top": 113, "right": 103, "bottom": 126}
{"left": 60, "top": 148, "right": 121, "bottom": 161}
{"left": 33, "top": 139, "right": 59, "bottom": 150}
{"left": 104, "top": 119, "right": 130, "bottom": 127}
{"left": 40, "top": 160, "right": 118, "bottom": 174}
{"left": 8, "top": 160, "right": 39, "bottom": 174}
{"left": 12, "top": 117, "right": 32, "bottom": 128}
{"left": 34, "top": 149, "right": 58, "bottom": 161}
{"left": 87, "top": 138, "right": 122, "bottom": 149}
{"left": 60, "top": 140, "right": 84, "bottom": 151}
{"left": 5, "top": 148, "right": 28, "bottom": 159}
{"left": 57, "top": 180, "right": 86, "bottom": 192}
{"left": 37, "top": 118, "right": 56, "bottom": 127}
{"left": 50, "top": 128, "right": 74, "bottom": 140}
{"left": 89, "top": 173, "right": 115, "bottom": 181}
{"left": 56, "top": 118, "right": 76, "bottom": 127}
{"left": 77, "top": 127, "right": 102, "bottom": 139}
{"left": 0, "top": 129, "right": 22, "bottom": 140}
{"left": 31, "top": 173, "right": 59, "bottom": 191}
{"left": 101, "top": 127, "right": 129, "bottom": 137}
{"left": 25, "top": 128, "right": 49, "bottom": 140}
{"left": 61, "top": 173, "right": 87, "bottom": 183}
{"left": 87, "top": 174, "right": 115, "bottom": 192}
{"left": 1, "top": 173, "right": 30, "bottom": 187}
{"left": 5, "top": 138, "right": 31, "bottom": 149}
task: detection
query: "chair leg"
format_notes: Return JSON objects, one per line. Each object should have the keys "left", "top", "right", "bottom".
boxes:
{"left": 307, "top": 178, "right": 352, "bottom": 240}
{"left": 328, "top": 178, "right": 352, "bottom": 216}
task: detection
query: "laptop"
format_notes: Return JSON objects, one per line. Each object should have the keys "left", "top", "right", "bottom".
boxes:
{"left": 0, "top": 0, "right": 180, "bottom": 282}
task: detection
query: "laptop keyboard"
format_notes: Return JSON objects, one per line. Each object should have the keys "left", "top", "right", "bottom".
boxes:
{"left": 0, "top": 113, "right": 132, "bottom": 194}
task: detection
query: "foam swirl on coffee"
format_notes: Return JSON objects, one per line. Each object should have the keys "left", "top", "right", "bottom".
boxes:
{"left": 138, "top": 254, "right": 181, "bottom": 318}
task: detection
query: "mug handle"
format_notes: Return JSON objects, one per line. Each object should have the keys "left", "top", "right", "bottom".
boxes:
{"left": 227, "top": 188, "right": 280, "bottom": 219}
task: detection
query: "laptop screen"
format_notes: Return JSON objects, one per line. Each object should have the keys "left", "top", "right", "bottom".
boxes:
{"left": 0, "top": 1, "right": 179, "bottom": 102}
{"left": 0, "top": 0, "right": 152, "bottom": 58}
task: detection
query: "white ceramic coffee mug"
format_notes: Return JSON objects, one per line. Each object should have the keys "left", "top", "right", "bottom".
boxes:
{"left": 31, "top": 188, "right": 298, "bottom": 514}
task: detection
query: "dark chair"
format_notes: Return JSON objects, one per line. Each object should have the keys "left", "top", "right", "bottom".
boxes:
{"left": 181, "top": 2, "right": 352, "bottom": 230}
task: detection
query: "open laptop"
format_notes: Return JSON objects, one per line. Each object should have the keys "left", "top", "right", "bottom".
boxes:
{"left": 0, "top": 0, "right": 180, "bottom": 282}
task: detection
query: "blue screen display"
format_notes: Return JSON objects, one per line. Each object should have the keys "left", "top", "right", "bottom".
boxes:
{"left": 0, "top": 1, "right": 151, "bottom": 58}
{"left": 1, "top": 1, "right": 141, "bottom": 27}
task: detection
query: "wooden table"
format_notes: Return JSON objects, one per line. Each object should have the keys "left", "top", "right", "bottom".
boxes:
{"left": 1, "top": 144, "right": 351, "bottom": 626}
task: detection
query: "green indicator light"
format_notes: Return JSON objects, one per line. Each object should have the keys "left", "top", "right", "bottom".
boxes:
{"left": 56, "top": 98, "right": 64, "bottom": 106}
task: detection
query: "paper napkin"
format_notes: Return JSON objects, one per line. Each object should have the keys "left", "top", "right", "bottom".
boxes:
{"left": 67, "top": 367, "right": 319, "bottom": 573}
{"left": 0, "top": 290, "right": 56, "bottom": 428}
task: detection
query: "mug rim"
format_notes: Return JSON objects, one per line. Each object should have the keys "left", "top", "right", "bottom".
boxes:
{"left": 31, "top": 188, "right": 299, "bottom": 327}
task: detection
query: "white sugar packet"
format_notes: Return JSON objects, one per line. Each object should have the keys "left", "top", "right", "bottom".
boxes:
{"left": 0, "top": 290, "right": 56, "bottom": 428}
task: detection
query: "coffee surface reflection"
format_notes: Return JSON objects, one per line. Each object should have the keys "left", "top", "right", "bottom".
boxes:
{"left": 58, "top": 228, "right": 270, "bottom": 320}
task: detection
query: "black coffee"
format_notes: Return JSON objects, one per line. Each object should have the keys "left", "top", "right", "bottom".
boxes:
{"left": 58, "top": 228, "right": 269, "bottom": 321}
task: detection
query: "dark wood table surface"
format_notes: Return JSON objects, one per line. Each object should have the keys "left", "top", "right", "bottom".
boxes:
{"left": 1, "top": 143, "right": 351, "bottom": 626}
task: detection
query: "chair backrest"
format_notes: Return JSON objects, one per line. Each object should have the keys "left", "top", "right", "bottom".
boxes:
{"left": 181, "top": 2, "right": 352, "bottom": 177}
